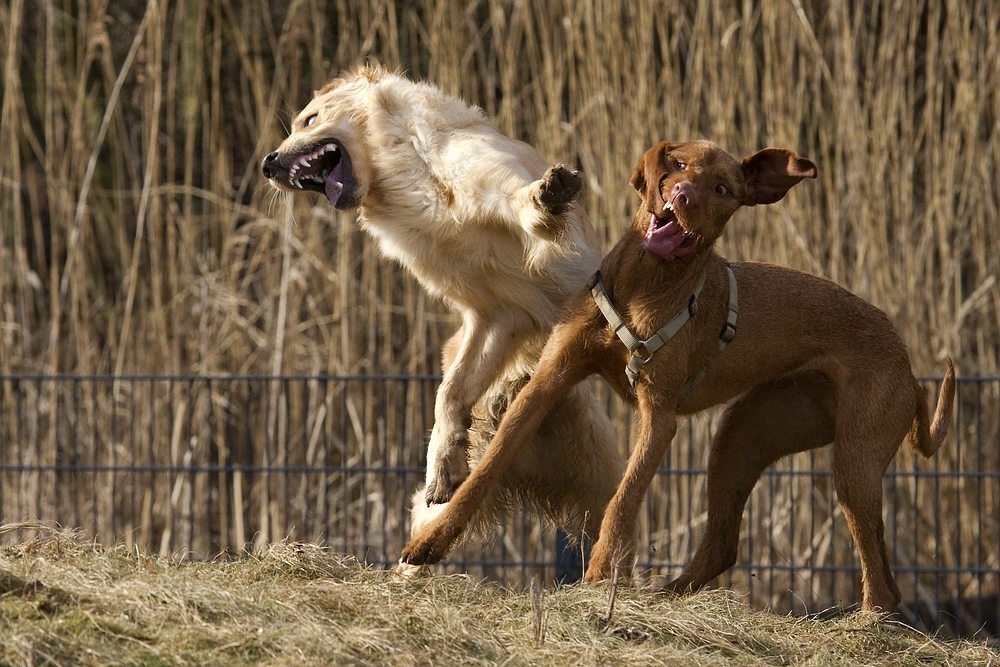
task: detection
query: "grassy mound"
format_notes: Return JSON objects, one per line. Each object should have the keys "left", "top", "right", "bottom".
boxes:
{"left": 0, "top": 524, "right": 996, "bottom": 666}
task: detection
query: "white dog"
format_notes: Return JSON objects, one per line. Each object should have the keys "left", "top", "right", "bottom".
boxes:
{"left": 262, "top": 65, "right": 621, "bottom": 561}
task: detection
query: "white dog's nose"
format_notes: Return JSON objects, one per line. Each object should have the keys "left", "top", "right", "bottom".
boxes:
{"left": 261, "top": 151, "right": 280, "bottom": 179}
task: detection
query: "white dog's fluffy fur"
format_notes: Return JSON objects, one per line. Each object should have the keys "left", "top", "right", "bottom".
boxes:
{"left": 263, "top": 65, "right": 622, "bottom": 562}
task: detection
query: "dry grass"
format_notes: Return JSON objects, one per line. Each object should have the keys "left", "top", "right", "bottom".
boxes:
{"left": 0, "top": 525, "right": 997, "bottom": 667}
{"left": 1, "top": 0, "right": 999, "bottom": 632}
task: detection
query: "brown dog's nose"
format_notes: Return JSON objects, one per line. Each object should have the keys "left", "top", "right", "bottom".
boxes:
{"left": 671, "top": 181, "right": 694, "bottom": 208}
{"left": 261, "top": 151, "right": 280, "bottom": 179}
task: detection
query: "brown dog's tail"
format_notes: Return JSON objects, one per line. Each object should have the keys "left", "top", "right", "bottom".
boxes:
{"left": 906, "top": 359, "right": 956, "bottom": 458}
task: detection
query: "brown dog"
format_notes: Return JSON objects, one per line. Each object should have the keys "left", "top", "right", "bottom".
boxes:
{"left": 400, "top": 140, "right": 956, "bottom": 612}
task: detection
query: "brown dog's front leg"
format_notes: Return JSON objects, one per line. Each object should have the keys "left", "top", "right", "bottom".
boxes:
{"left": 400, "top": 385, "right": 553, "bottom": 565}
{"left": 585, "top": 387, "right": 678, "bottom": 582}
{"left": 400, "top": 323, "right": 591, "bottom": 565}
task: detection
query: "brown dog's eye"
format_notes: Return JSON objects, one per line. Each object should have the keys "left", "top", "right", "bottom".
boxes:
{"left": 677, "top": 162, "right": 687, "bottom": 170}
{"left": 303, "top": 113, "right": 318, "bottom": 127}
{"left": 715, "top": 184, "right": 729, "bottom": 195}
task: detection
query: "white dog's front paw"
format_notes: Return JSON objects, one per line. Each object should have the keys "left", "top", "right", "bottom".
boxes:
{"left": 521, "top": 164, "right": 583, "bottom": 239}
{"left": 425, "top": 431, "right": 471, "bottom": 504}
{"left": 534, "top": 164, "right": 582, "bottom": 214}
{"left": 393, "top": 560, "right": 429, "bottom": 580}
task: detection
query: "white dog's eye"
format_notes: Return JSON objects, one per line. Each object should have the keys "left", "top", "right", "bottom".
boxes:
{"left": 716, "top": 184, "right": 728, "bottom": 195}
{"left": 303, "top": 113, "right": 318, "bottom": 127}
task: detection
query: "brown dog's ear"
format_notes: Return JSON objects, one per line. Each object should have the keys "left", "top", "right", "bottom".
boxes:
{"left": 630, "top": 142, "right": 677, "bottom": 200}
{"left": 741, "top": 149, "right": 817, "bottom": 206}
{"left": 629, "top": 155, "right": 649, "bottom": 196}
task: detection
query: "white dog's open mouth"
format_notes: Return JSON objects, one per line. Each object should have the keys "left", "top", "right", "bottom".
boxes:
{"left": 263, "top": 139, "right": 360, "bottom": 209}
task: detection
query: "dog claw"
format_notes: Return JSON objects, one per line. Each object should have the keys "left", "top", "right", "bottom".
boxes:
{"left": 399, "top": 543, "right": 438, "bottom": 566}
{"left": 425, "top": 433, "right": 471, "bottom": 504}
{"left": 401, "top": 522, "right": 462, "bottom": 566}
{"left": 424, "top": 472, "right": 463, "bottom": 505}
{"left": 536, "top": 164, "right": 583, "bottom": 213}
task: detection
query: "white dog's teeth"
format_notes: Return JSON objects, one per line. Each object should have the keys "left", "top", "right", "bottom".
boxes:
{"left": 325, "top": 143, "right": 337, "bottom": 153}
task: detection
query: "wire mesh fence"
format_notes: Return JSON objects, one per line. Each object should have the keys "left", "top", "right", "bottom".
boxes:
{"left": 1, "top": 373, "right": 997, "bottom": 638}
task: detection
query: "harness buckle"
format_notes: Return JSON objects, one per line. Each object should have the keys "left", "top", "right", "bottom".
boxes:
{"left": 720, "top": 320, "right": 737, "bottom": 343}
{"left": 626, "top": 349, "right": 651, "bottom": 388}
{"left": 634, "top": 341, "right": 655, "bottom": 361}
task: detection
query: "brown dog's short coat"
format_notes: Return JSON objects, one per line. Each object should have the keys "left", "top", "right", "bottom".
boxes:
{"left": 401, "top": 140, "right": 956, "bottom": 613}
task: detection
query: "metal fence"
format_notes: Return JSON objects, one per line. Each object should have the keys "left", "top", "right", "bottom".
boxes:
{"left": 1, "top": 374, "right": 997, "bottom": 638}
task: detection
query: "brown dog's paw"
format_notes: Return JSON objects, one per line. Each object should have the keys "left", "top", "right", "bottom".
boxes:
{"left": 535, "top": 164, "right": 582, "bottom": 214}
{"left": 660, "top": 576, "right": 693, "bottom": 596}
{"left": 583, "top": 540, "right": 631, "bottom": 583}
{"left": 399, "top": 527, "right": 458, "bottom": 566}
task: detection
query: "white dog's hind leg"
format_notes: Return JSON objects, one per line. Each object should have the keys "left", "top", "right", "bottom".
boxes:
{"left": 516, "top": 164, "right": 583, "bottom": 240}
{"left": 425, "top": 313, "right": 523, "bottom": 504}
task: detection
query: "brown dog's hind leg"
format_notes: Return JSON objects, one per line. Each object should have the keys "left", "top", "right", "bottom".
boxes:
{"left": 834, "top": 465, "right": 901, "bottom": 612}
{"left": 831, "top": 383, "right": 912, "bottom": 612}
{"left": 666, "top": 372, "right": 836, "bottom": 594}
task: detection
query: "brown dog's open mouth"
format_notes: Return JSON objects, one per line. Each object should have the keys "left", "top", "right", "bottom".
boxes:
{"left": 643, "top": 201, "right": 699, "bottom": 259}
{"left": 272, "top": 139, "right": 359, "bottom": 209}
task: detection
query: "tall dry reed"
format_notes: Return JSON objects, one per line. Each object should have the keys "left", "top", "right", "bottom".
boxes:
{"left": 1, "top": 0, "right": 997, "bottom": 379}
{"left": 1, "top": 0, "right": 998, "bottom": 630}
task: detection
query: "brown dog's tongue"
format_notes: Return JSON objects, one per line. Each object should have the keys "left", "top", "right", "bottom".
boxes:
{"left": 644, "top": 214, "right": 685, "bottom": 259}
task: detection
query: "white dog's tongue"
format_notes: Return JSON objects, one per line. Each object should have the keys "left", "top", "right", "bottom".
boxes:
{"left": 324, "top": 161, "right": 345, "bottom": 206}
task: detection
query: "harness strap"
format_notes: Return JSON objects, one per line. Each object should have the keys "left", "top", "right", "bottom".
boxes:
{"left": 675, "top": 265, "right": 739, "bottom": 407}
{"left": 588, "top": 270, "right": 646, "bottom": 353}
{"left": 588, "top": 263, "right": 738, "bottom": 407}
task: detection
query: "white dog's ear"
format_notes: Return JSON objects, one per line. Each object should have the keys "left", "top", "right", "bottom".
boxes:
{"left": 740, "top": 149, "right": 817, "bottom": 206}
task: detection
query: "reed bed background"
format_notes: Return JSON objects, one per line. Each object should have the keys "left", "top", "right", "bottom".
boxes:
{"left": 2, "top": 0, "right": 999, "bottom": 379}
{"left": 1, "top": 0, "right": 999, "bottom": 635}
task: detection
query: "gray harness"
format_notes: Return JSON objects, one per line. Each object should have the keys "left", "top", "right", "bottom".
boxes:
{"left": 588, "top": 264, "right": 739, "bottom": 407}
